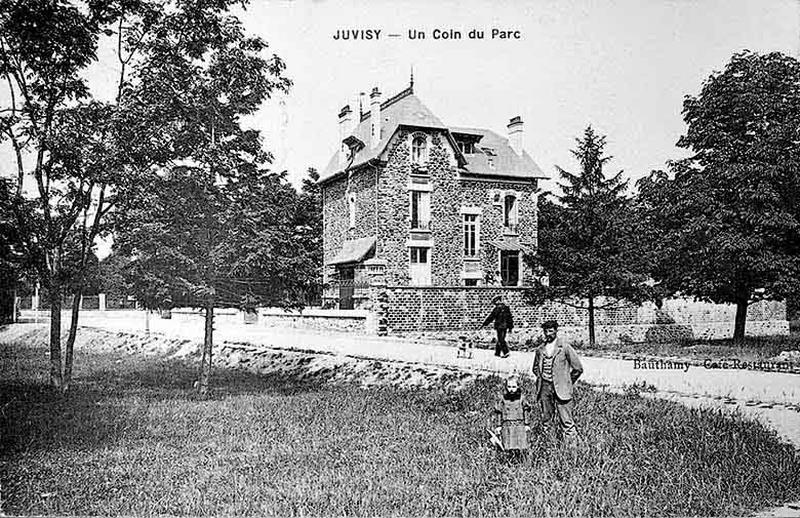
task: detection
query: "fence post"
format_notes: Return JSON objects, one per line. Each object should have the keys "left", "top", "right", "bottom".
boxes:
{"left": 364, "top": 258, "right": 388, "bottom": 335}
{"left": 99, "top": 293, "right": 106, "bottom": 311}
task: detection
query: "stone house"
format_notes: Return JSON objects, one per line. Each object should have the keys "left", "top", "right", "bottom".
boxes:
{"left": 319, "top": 80, "right": 547, "bottom": 309}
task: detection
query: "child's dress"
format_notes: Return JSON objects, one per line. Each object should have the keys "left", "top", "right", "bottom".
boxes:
{"left": 494, "top": 393, "right": 531, "bottom": 450}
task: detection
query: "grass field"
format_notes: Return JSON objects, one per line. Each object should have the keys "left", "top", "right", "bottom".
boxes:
{"left": 2, "top": 335, "right": 799, "bottom": 516}
{"left": 570, "top": 332, "right": 800, "bottom": 364}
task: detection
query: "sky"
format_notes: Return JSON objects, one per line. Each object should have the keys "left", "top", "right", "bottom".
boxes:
{"left": 2, "top": 0, "right": 799, "bottom": 196}
{"left": 229, "top": 0, "right": 800, "bottom": 193}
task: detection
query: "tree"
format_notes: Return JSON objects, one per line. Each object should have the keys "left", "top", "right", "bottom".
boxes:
{"left": 636, "top": 51, "right": 800, "bottom": 342}
{"left": 0, "top": 1, "right": 130, "bottom": 388}
{"left": 97, "top": 251, "right": 133, "bottom": 302}
{"left": 528, "top": 126, "right": 648, "bottom": 345}
{"left": 292, "top": 167, "right": 323, "bottom": 304}
{"left": 114, "top": 4, "right": 292, "bottom": 396}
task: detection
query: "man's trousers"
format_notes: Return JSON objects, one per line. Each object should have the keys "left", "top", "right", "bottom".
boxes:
{"left": 539, "top": 380, "right": 577, "bottom": 442}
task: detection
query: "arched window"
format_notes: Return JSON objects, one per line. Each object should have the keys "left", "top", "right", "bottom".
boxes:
{"left": 411, "top": 135, "right": 427, "bottom": 165}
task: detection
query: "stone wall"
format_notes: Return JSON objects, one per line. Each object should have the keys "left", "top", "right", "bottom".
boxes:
{"left": 461, "top": 178, "right": 538, "bottom": 285}
{"left": 258, "top": 308, "right": 368, "bottom": 333}
{"left": 381, "top": 286, "right": 789, "bottom": 344}
{"left": 321, "top": 168, "right": 379, "bottom": 283}
{"left": 375, "top": 128, "right": 539, "bottom": 287}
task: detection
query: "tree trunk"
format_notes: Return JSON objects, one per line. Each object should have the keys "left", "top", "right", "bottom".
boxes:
{"left": 588, "top": 296, "right": 596, "bottom": 347}
{"left": 197, "top": 302, "right": 214, "bottom": 397}
{"left": 733, "top": 296, "right": 748, "bottom": 343}
{"left": 48, "top": 284, "right": 63, "bottom": 389}
{"left": 145, "top": 308, "right": 150, "bottom": 335}
{"left": 63, "top": 285, "right": 83, "bottom": 391}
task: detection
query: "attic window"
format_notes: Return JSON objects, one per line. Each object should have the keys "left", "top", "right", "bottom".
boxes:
{"left": 457, "top": 140, "right": 475, "bottom": 154}
{"left": 412, "top": 135, "right": 427, "bottom": 165}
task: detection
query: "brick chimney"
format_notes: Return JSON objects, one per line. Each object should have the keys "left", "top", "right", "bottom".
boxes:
{"left": 370, "top": 87, "right": 381, "bottom": 149}
{"left": 507, "top": 116, "right": 524, "bottom": 156}
{"left": 338, "top": 104, "right": 353, "bottom": 166}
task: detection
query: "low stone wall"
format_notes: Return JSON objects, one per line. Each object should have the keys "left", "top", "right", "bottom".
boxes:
{"left": 172, "top": 307, "right": 369, "bottom": 333}
{"left": 382, "top": 287, "right": 789, "bottom": 344}
{"left": 257, "top": 308, "right": 368, "bottom": 333}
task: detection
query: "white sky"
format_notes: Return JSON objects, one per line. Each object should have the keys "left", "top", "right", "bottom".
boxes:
{"left": 233, "top": 0, "right": 800, "bottom": 193}
{"left": 2, "top": 0, "right": 799, "bottom": 197}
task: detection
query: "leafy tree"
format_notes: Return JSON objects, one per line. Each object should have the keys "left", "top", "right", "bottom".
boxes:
{"left": 637, "top": 51, "right": 800, "bottom": 342}
{"left": 97, "top": 251, "right": 133, "bottom": 301}
{"left": 0, "top": 0, "right": 131, "bottom": 388}
{"left": 114, "top": 4, "right": 291, "bottom": 396}
{"left": 292, "top": 167, "right": 323, "bottom": 304}
{"left": 528, "top": 126, "right": 648, "bottom": 345}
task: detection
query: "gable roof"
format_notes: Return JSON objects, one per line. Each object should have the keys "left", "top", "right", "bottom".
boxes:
{"left": 319, "top": 86, "right": 548, "bottom": 184}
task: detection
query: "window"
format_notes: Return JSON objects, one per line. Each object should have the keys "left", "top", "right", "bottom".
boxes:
{"left": 348, "top": 193, "right": 356, "bottom": 228}
{"left": 503, "top": 194, "right": 518, "bottom": 233}
{"left": 411, "top": 135, "right": 427, "bottom": 164}
{"left": 457, "top": 140, "right": 475, "bottom": 154}
{"left": 410, "top": 247, "right": 428, "bottom": 264}
{"left": 500, "top": 250, "right": 520, "bottom": 286}
{"left": 463, "top": 214, "right": 479, "bottom": 257}
{"left": 410, "top": 191, "right": 431, "bottom": 230}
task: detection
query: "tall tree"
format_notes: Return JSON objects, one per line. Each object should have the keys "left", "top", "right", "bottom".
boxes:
{"left": 0, "top": 0, "right": 128, "bottom": 388}
{"left": 293, "top": 167, "right": 323, "bottom": 305}
{"left": 529, "top": 126, "right": 648, "bottom": 345}
{"left": 114, "top": 3, "right": 291, "bottom": 396}
{"left": 636, "top": 51, "right": 800, "bottom": 342}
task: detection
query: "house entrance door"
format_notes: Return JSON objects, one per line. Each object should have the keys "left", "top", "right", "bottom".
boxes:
{"left": 409, "top": 247, "right": 431, "bottom": 286}
{"left": 338, "top": 267, "right": 355, "bottom": 309}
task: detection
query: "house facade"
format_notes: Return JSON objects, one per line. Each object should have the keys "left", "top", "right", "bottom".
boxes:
{"left": 319, "top": 81, "right": 547, "bottom": 309}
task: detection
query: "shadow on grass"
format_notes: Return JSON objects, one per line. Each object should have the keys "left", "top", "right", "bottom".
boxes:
{"left": 0, "top": 340, "right": 331, "bottom": 458}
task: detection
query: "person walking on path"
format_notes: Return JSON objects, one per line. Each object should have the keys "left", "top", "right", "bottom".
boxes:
{"left": 482, "top": 295, "right": 514, "bottom": 358}
{"left": 531, "top": 320, "right": 584, "bottom": 444}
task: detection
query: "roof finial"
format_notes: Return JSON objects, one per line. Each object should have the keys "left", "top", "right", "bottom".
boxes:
{"left": 410, "top": 65, "right": 414, "bottom": 92}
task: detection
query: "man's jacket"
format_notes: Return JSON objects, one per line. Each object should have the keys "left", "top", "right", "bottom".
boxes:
{"left": 532, "top": 336, "right": 584, "bottom": 401}
{"left": 483, "top": 303, "right": 514, "bottom": 330}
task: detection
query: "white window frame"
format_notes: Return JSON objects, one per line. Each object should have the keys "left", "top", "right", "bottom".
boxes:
{"left": 410, "top": 133, "right": 428, "bottom": 166}
{"left": 410, "top": 190, "right": 431, "bottom": 231}
{"left": 462, "top": 213, "right": 480, "bottom": 258}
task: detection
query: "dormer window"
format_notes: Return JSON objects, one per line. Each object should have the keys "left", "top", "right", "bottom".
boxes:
{"left": 457, "top": 140, "right": 475, "bottom": 154}
{"left": 411, "top": 135, "right": 427, "bottom": 165}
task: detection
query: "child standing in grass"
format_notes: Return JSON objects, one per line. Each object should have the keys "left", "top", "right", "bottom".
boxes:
{"left": 489, "top": 375, "right": 531, "bottom": 453}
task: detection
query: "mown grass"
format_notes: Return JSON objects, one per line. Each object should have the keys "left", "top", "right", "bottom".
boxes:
{"left": 1, "top": 338, "right": 799, "bottom": 516}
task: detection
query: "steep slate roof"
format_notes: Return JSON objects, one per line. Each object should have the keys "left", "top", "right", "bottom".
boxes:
{"left": 450, "top": 126, "right": 547, "bottom": 179}
{"left": 319, "top": 86, "right": 548, "bottom": 184}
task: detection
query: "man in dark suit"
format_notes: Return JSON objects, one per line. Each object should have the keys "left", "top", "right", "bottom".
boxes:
{"left": 531, "top": 320, "right": 584, "bottom": 444}
{"left": 482, "top": 295, "right": 514, "bottom": 358}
